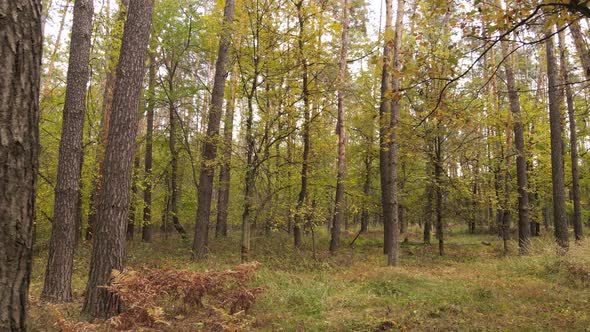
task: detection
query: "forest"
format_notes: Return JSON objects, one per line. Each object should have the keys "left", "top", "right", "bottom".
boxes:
{"left": 2, "top": 0, "right": 590, "bottom": 330}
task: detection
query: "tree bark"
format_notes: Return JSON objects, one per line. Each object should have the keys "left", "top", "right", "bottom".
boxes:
{"left": 330, "top": 0, "right": 350, "bottom": 253}
{"left": 42, "top": 0, "right": 94, "bottom": 302}
{"left": 497, "top": 30, "right": 531, "bottom": 254}
{"left": 127, "top": 154, "right": 141, "bottom": 240}
{"left": 142, "top": 52, "right": 156, "bottom": 242}
{"left": 544, "top": 27, "right": 569, "bottom": 252}
{"left": 0, "top": 1, "right": 41, "bottom": 329}
{"left": 558, "top": 29, "right": 583, "bottom": 241}
{"left": 82, "top": 0, "right": 154, "bottom": 319}
{"left": 216, "top": 66, "right": 238, "bottom": 238}
{"left": 569, "top": 20, "right": 590, "bottom": 82}
{"left": 168, "top": 89, "right": 186, "bottom": 236}
{"left": 193, "top": 0, "right": 236, "bottom": 260}
{"left": 294, "top": 0, "right": 310, "bottom": 249}
{"left": 87, "top": 0, "right": 130, "bottom": 240}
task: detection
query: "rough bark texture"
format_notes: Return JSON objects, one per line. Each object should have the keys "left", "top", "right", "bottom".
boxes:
{"left": 569, "top": 20, "right": 590, "bottom": 82}
{"left": 142, "top": 52, "right": 156, "bottom": 242}
{"left": 330, "top": 0, "right": 350, "bottom": 253}
{"left": 42, "top": 0, "right": 94, "bottom": 302}
{"left": 0, "top": 0, "right": 41, "bottom": 329}
{"left": 193, "top": 0, "right": 236, "bottom": 259}
{"left": 544, "top": 28, "right": 569, "bottom": 252}
{"left": 82, "top": 0, "right": 155, "bottom": 319}
{"left": 87, "top": 0, "right": 130, "bottom": 240}
{"left": 558, "top": 29, "right": 583, "bottom": 242}
{"left": 216, "top": 67, "right": 238, "bottom": 238}
{"left": 498, "top": 32, "right": 530, "bottom": 254}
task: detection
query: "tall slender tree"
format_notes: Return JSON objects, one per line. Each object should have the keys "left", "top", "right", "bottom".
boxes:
{"left": 544, "top": 27, "right": 569, "bottom": 252}
{"left": 82, "top": 0, "right": 155, "bottom": 318}
{"left": 0, "top": 0, "right": 41, "bottom": 329}
{"left": 142, "top": 51, "right": 156, "bottom": 242}
{"left": 42, "top": 0, "right": 94, "bottom": 302}
{"left": 193, "top": 0, "right": 237, "bottom": 260}
{"left": 330, "top": 0, "right": 350, "bottom": 253}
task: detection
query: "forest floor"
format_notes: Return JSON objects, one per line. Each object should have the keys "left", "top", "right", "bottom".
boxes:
{"left": 29, "top": 225, "right": 590, "bottom": 331}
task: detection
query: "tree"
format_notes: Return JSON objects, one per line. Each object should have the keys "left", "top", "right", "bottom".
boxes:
{"left": 0, "top": 0, "right": 41, "bottom": 329}
{"left": 544, "top": 27, "right": 569, "bottom": 252}
{"left": 42, "top": 0, "right": 94, "bottom": 302}
{"left": 142, "top": 51, "right": 156, "bottom": 242}
{"left": 82, "top": 0, "right": 155, "bottom": 318}
{"left": 193, "top": 0, "right": 237, "bottom": 260}
{"left": 558, "top": 28, "right": 583, "bottom": 241}
{"left": 330, "top": 0, "right": 350, "bottom": 253}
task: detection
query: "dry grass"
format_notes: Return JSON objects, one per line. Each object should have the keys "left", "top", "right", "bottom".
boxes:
{"left": 28, "top": 225, "right": 590, "bottom": 331}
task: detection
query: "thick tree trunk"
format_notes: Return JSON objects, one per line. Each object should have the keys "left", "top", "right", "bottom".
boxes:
{"left": 82, "top": 0, "right": 154, "bottom": 319}
{"left": 193, "top": 0, "right": 236, "bottom": 259}
{"left": 0, "top": 1, "right": 41, "bottom": 330}
{"left": 558, "top": 29, "right": 583, "bottom": 241}
{"left": 330, "top": 0, "right": 350, "bottom": 253}
{"left": 42, "top": 0, "right": 94, "bottom": 302}
{"left": 142, "top": 52, "right": 156, "bottom": 242}
{"left": 498, "top": 32, "right": 530, "bottom": 254}
{"left": 87, "top": 0, "right": 130, "bottom": 240}
{"left": 544, "top": 28, "right": 569, "bottom": 252}
{"left": 216, "top": 66, "right": 238, "bottom": 238}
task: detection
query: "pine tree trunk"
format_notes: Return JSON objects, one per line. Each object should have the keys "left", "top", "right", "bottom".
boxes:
{"left": 193, "top": 0, "right": 236, "bottom": 260}
{"left": 330, "top": 0, "right": 350, "bottom": 253}
{"left": 82, "top": 0, "right": 155, "bottom": 318}
{"left": 497, "top": 31, "right": 531, "bottom": 254}
{"left": 216, "top": 66, "right": 238, "bottom": 238}
{"left": 0, "top": 1, "right": 41, "bottom": 329}
{"left": 544, "top": 27, "right": 569, "bottom": 252}
{"left": 558, "top": 29, "right": 583, "bottom": 241}
{"left": 87, "top": 0, "right": 130, "bottom": 240}
{"left": 142, "top": 52, "right": 156, "bottom": 242}
{"left": 569, "top": 20, "right": 590, "bottom": 81}
{"left": 127, "top": 154, "right": 140, "bottom": 240}
{"left": 42, "top": 0, "right": 94, "bottom": 302}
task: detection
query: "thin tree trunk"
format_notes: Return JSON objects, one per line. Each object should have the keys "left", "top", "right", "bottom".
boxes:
{"left": 42, "top": 0, "right": 71, "bottom": 98}
{"left": 544, "top": 27, "right": 569, "bottom": 252}
{"left": 127, "top": 154, "right": 140, "bottom": 240}
{"left": 569, "top": 20, "right": 590, "bottom": 82}
{"left": 169, "top": 94, "right": 186, "bottom": 236}
{"left": 0, "top": 1, "right": 41, "bottom": 329}
{"left": 330, "top": 0, "right": 350, "bottom": 253}
{"left": 497, "top": 28, "right": 530, "bottom": 254}
{"left": 193, "top": 0, "right": 236, "bottom": 260}
{"left": 142, "top": 52, "right": 156, "bottom": 242}
{"left": 42, "top": 0, "right": 93, "bottom": 302}
{"left": 294, "top": 0, "right": 310, "bottom": 249}
{"left": 558, "top": 29, "right": 583, "bottom": 241}
{"left": 216, "top": 66, "right": 238, "bottom": 237}
{"left": 82, "top": 0, "right": 154, "bottom": 318}
{"left": 434, "top": 137, "right": 444, "bottom": 256}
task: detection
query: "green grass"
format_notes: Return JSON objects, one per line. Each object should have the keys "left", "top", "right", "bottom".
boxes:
{"left": 28, "top": 225, "right": 590, "bottom": 331}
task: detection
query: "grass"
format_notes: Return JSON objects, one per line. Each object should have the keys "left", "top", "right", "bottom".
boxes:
{"left": 28, "top": 225, "right": 590, "bottom": 331}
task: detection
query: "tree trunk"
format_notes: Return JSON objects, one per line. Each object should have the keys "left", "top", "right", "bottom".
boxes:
{"left": 0, "top": 1, "right": 41, "bottom": 329}
{"left": 142, "top": 52, "right": 156, "bottom": 242}
{"left": 294, "top": 0, "right": 310, "bottom": 249}
{"left": 42, "top": 0, "right": 94, "bottom": 302}
{"left": 434, "top": 137, "right": 444, "bottom": 256}
{"left": 82, "top": 0, "right": 155, "bottom": 319}
{"left": 330, "top": 0, "right": 350, "bottom": 253}
{"left": 558, "top": 29, "right": 583, "bottom": 241}
{"left": 379, "top": 0, "right": 393, "bottom": 256}
{"left": 569, "top": 20, "right": 590, "bottom": 82}
{"left": 498, "top": 30, "right": 530, "bottom": 254}
{"left": 42, "top": 0, "right": 71, "bottom": 98}
{"left": 544, "top": 27, "right": 569, "bottom": 252}
{"left": 127, "top": 154, "right": 140, "bottom": 240}
{"left": 87, "top": 0, "right": 130, "bottom": 240}
{"left": 193, "top": 0, "right": 236, "bottom": 260}
{"left": 168, "top": 94, "right": 186, "bottom": 236}
{"left": 216, "top": 66, "right": 238, "bottom": 238}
